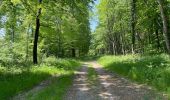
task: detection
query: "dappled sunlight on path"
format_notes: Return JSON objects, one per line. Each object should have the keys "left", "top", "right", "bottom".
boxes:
{"left": 64, "top": 64, "right": 100, "bottom": 100}
{"left": 90, "top": 61, "right": 167, "bottom": 100}
{"left": 65, "top": 61, "right": 167, "bottom": 100}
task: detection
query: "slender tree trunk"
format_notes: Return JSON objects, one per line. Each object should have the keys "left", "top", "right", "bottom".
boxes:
{"left": 112, "top": 42, "right": 116, "bottom": 55}
{"left": 33, "top": 0, "right": 42, "bottom": 64}
{"left": 72, "top": 48, "right": 76, "bottom": 57}
{"left": 131, "top": 0, "right": 136, "bottom": 53}
{"left": 11, "top": 25, "right": 15, "bottom": 65}
{"left": 158, "top": 0, "right": 170, "bottom": 54}
{"left": 155, "top": 28, "right": 161, "bottom": 51}
{"left": 11, "top": 26, "right": 15, "bottom": 43}
{"left": 110, "top": 42, "right": 113, "bottom": 55}
{"left": 57, "top": 30, "right": 62, "bottom": 57}
{"left": 26, "top": 24, "right": 30, "bottom": 61}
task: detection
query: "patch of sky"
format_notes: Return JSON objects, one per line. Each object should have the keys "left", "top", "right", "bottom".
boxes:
{"left": 90, "top": 0, "right": 100, "bottom": 32}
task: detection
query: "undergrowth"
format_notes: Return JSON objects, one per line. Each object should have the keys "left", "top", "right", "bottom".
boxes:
{"left": 98, "top": 54, "right": 170, "bottom": 97}
{"left": 0, "top": 57, "right": 80, "bottom": 100}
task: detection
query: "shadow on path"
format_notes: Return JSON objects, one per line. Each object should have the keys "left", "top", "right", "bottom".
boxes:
{"left": 65, "top": 61, "right": 168, "bottom": 100}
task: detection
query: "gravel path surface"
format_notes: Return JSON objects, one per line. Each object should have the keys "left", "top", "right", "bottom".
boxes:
{"left": 65, "top": 61, "right": 168, "bottom": 100}
{"left": 64, "top": 63, "right": 100, "bottom": 100}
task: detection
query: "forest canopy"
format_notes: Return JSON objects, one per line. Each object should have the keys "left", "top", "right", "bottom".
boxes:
{"left": 0, "top": 0, "right": 93, "bottom": 64}
{"left": 1, "top": 0, "right": 170, "bottom": 63}
{"left": 91, "top": 0, "right": 170, "bottom": 56}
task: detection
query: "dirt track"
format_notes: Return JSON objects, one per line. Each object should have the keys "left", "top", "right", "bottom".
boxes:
{"left": 64, "top": 61, "right": 167, "bottom": 100}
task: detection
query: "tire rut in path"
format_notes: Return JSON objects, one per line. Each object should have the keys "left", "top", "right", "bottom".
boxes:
{"left": 64, "top": 63, "right": 100, "bottom": 100}
{"left": 65, "top": 61, "right": 168, "bottom": 100}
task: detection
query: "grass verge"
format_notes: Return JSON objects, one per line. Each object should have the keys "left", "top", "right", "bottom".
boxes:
{"left": 0, "top": 58, "right": 80, "bottom": 100}
{"left": 26, "top": 73, "right": 74, "bottom": 100}
{"left": 98, "top": 54, "right": 170, "bottom": 97}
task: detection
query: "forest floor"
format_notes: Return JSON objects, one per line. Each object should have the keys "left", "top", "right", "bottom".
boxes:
{"left": 64, "top": 61, "right": 168, "bottom": 100}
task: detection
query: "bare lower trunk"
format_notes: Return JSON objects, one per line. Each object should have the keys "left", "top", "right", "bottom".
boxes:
{"left": 72, "top": 48, "right": 76, "bottom": 57}
{"left": 33, "top": 18, "right": 40, "bottom": 64}
{"left": 26, "top": 24, "right": 30, "bottom": 61}
{"left": 33, "top": 0, "right": 42, "bottom": 64}
{"left": 158, "top": 0, "right": 170, "bottom": 54}
{"left": 155, "top": 29, "right": 161, "bottom": 51}
{"left": 131, "top": 0, "right": 136, "bottom": 54}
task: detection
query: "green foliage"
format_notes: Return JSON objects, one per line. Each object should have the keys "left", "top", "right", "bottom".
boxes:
{"left": 91, "top": 0, "right": 166, "bottom": 55}
{"left": 0, "top": 58, "right": 80, "bottom": 99}
{"left": 0, "top": 0, "right": 92, "bottom": 64}
{"left": 0, "top": 0, "right": 90, "bottom": 99}
{"left": 1, "top": 0, "right": 170, "bottom": 98}
{"left": 98, "top": 54, "right": 170, "bottom": 94}
{"left": 42, "top": 56, "right": 80, "bottom": 70}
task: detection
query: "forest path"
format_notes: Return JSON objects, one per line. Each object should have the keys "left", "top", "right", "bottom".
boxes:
{"left": 64, "top": 61, "right": 167, "bottom": 100}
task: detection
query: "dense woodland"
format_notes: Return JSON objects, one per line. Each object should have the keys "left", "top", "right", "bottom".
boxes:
{"left": 0, "top": 0, "right": 92, "bottom": 65}
{"left": 1, "top": 0, "right": 170, "bottom": 63}
{"left": 0, "top": 0, "right": 170, "bottom": 99}
{"left": 91, "top": 0, "right": 170, "bottom": 55}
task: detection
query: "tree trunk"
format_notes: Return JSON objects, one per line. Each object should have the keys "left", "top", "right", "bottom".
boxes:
{"left": 131, "top": 0, "right": 136, "bottom": 53}
{"left": 109, "top": 42, "right": 113, "bottom": 55}
{"left": 25, "top": 24, "right": 30, "bottom": 61}
{"left": 33, "top": 0, "right": 42, "bottom": 64}
{"left": 72, "top": 48, "right": 76, "bottom": 57}
{"left": 155, "top": 28, "right": 161, "bottom": 51}
{"left": 158, "top": 0, "right": 170, "bottom": 54}
{"left": 11, "top": 25, "right": 15, "bottom": 65}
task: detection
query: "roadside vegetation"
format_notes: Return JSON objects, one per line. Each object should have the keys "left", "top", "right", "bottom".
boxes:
{"left": 0, "top": 57, "right": 80, "bottom": 100}
{"left": 26, "top": 74, "right": 74, "bottom": 100}
{"left": 98, "top": 54, "right": 170, "bottom": 97}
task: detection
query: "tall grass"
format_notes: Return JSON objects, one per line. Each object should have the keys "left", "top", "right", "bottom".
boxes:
{"left": 0, "top": 57, "right": 80, "bottom": 100}
{"left": 98, "top": 54, "right": 170, "bottom": 96}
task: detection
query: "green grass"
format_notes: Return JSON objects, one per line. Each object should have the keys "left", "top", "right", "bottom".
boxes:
{"left": 87, "top": 67, "right": 98, "bottom": 85}
{"left": 26, "top": 73, "right": 74, "bottom": 100}
{"left": 78, "top": 55, "right": 101, "bottom": 61}
{"left": 98, "top": 54, "right": 170, "bottom": 97}
{"left": 0, "top": 58, "right": 80, "bottom": 100}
